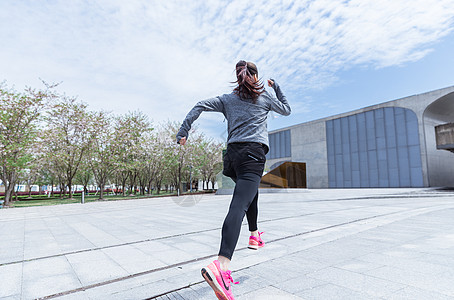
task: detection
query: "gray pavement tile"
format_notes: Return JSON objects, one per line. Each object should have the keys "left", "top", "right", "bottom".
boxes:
{"left": 189, "top": 284, "right": 215, "bottom": 298}
{"left": 357, "top": 252, "right": 453, "bottom": 275}
{"left": 288, "top": 246, "right": 350, "bottom": 265}
{"left": 295, "top": 283, "right": 380, "bottom": 300}
{"left": 365, "top": 266, "right": 454, "bottom": 297}
{"left": 0, "top": 247, "right": 23, "bottom": 264}
{"left": 423, "top": 232, "right": 454, "bottom": 250}
{"left": 279, "top": 255, "right": 331, "bottom": 274}
{"left": 65, "top": 249, "right": 111, "bottom": 263}
{"left": 0, "top": 189, "right": 453, "bottom": 299}
{"left": 188, "top": 232, "right": 219, "bottom": 245}
{"left": 0, "top": 296, "right": 21, "bottom": 300}
{"left": 242, "top": 263, "right": 288, "bottom": 283}
{"left": 356, "top": 231, "right": 414, "bottom": 246}
{"left": 164, "top": 268, "right": 202, "bottom": 287}
{"left": 306, "top": 266, "right": 406, "bottom": 298}
{"left": 53, "top": 291, "right": 91, "bottom": 300}
{"left": 386, "top": 286, "right": 454, "bottom": 300}
{"left": 332, "top": 258, "right": 385, "bottom": 273}
{"left": 66, "top": 255, "right": 129, "bottom": 286}
{"left": 133, "top": 266, "right": 182, "bottom": 286}
{"left": 54, "top": 235, "right": 95, "bottom": 251}
{"left": 71, "top": 223, "right": 122, "bottom": 247}
{"left": 171, "top": 240, "right": 216, "bottom": 255}
{"left": 332, "top": 235, "right": 393, "bottom": 251}
{"left": 240, "top": 285, "right": 304, "bottom": 299}
{"left": 22, "top": 274, "right": 82, "bottom": 300}
{"left": 176, "top": 288, "right": 211, "bottom": 300}
{"left": 82, "top": 277, "right": 150, "bottom": 300}
{"left": 154, "top": 247, "right": 194, "bottom": 265}
{"left": 0, "top": 263, "right": 22, "bottom": 298}
{"left": 166, "top": 290, "right": 186, "bottom": 299}
{"left": 0, "top": 237, "right": 23, "bottom": 249}
{"left": 417, "top": 252, "right": 454, "bottom": 270}
{"left": 381, "top": 247, "right": 427, "bottom": 259}
{"left": 101, "top": 244, "right": 166, "bottom": 272}
{"left": 229, "top": 269, "right": 274, "bottom": 295}
{"left": 22, "top": 256, "right": 75, "bottom": 280}
{"left": 117, "top": 259, "right": 167, "bottom": 275}
{"left": 272, "top": 275, "right": 328, "bottom": 294}
{"left": 132, "top": 240, "right": 175, "bottom": 254}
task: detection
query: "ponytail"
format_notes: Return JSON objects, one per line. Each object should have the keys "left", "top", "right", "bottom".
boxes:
{"left": 233, "top": 60, "right": 264, "bottom": 103}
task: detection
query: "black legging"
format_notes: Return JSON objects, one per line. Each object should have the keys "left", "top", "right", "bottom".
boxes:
{"left": 218, "top": 142, "right": 266, "bottom": 260}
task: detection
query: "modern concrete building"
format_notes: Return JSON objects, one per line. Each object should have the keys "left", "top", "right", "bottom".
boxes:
{"left": 266, "top": 86, "right": 454, "bottom": 188}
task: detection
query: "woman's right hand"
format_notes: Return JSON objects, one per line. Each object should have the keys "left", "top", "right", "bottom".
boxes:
{"left": 178, "top": 137, "right": 187, "bottom": 145}
{"left": 267, "top": 79, "right": 275, "bottom": 87}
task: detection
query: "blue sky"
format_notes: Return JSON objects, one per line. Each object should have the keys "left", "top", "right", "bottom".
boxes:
{"left": 1, "top": 1, "right": 453, "bottom": 142}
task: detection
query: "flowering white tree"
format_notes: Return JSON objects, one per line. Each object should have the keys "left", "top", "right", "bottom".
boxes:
{"left": 0, "top": 83, "right": 56, "bottom": 206}
{"left": 87, "top": 111, "right": 118, "bottom": 199}
{"left": 1, "top": 80, "right": 226, "bottom": 205}
{"left": 43, "top": 96, "right": 92, "bottom": 199}
{"left": 197, "top": 139, "right": 223, "bottom": 189}
{"left": 114, "top": 111, "right": 153, "bottom": 196}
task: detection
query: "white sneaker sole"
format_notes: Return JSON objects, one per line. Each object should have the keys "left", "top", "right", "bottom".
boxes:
{"left": 201, "top": 267, "right": 229, "bottom": 300}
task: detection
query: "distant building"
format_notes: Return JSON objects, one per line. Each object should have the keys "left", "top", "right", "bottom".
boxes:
{"left": 266, "top": 86, "right": 454, "bottom": 188}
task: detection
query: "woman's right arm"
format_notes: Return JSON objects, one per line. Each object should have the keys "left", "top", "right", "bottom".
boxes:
{"left": 268, "top": 79, "right": 291, "bottom": 116}
{"left": 176, "top": 96, "right": 224, "bottom": 144}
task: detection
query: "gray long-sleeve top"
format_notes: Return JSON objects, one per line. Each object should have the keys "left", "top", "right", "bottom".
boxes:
{"left": 176, "top": 81, "right": 291, "bottom": 151}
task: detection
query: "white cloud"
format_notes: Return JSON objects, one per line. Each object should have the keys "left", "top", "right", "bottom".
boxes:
{"left": 0, "top": 0, "right": 453, "bottom": 136}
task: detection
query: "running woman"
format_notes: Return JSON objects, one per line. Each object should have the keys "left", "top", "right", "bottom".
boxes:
{"left": 176, "top": 60, "right": 291, "bottom": 300}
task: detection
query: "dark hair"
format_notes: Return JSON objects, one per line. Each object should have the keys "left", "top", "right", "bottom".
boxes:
{"left": 233, "top": 60, "right": 264, "bottom": 102}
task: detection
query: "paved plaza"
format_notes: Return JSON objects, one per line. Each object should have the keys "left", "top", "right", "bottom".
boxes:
{"left": 1, "top": 188, "right": 454, "bottom": 300}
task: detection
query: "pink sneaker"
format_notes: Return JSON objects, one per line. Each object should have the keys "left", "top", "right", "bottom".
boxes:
{"left": 201, "top": 260, "right": 238, "bottom": 300}
{"left": 248, "top": 231, "right": 265, "bottom": 250}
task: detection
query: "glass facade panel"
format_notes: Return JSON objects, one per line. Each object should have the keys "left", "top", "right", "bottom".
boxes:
{"left": 326, "top": 107, "right": 423, "bottom": 188}
{"left": 267, "top": 129, "right": 292, "bottom": 159}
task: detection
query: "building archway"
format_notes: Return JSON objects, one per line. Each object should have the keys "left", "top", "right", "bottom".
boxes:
{"left": 422, "top": 91, "right": 454, "bottom": 187}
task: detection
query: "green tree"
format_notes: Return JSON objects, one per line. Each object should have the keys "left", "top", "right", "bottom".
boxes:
{"left": 88, "top": 111, "right": 118, "bottom": 200}
{"left": 0, "top": 83, "right": 54, "bottom": 206}
{"left": 195, "top": 138, "right": 223, "bottom": 190}
{"left": 161, "top": 121, "right": 187, "bottom": 194}
{"left": 114, "top": 111, "right": 153, "bottom": 196}
{"left": 74, "top": 155, "right": 93, "bottom": 196}
{"left": 43, "top": 96, "right": 92, "bottom": 199}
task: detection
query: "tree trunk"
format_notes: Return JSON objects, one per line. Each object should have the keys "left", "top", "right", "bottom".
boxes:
{"left": 99, "top": 183, "right": 105, "bottom": 200}
{"left": 4, "top": 188, "right": 11, "bottom": 206}
{"left": 68, "top": 178, "right": 73, "bottom": 199}
{"left": 147, "top": 179, "right": 153, "bottom": 195}
{"left": 59, "top": 182, "right": 64, "bottom": 199}
{"left": 121, "top": 178, "right": 127, "bottom": 196}
{"left": 1, "top": 171, "right": 17, "bottom": 206}
{"left": 4, "top": 182, "right": 15, "bottom": 206}
{"left": 128, "top": 172, "right": 136, "bottom": 196}
{"left": 51, "top": 179, "right": 54, "bottom": 197}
